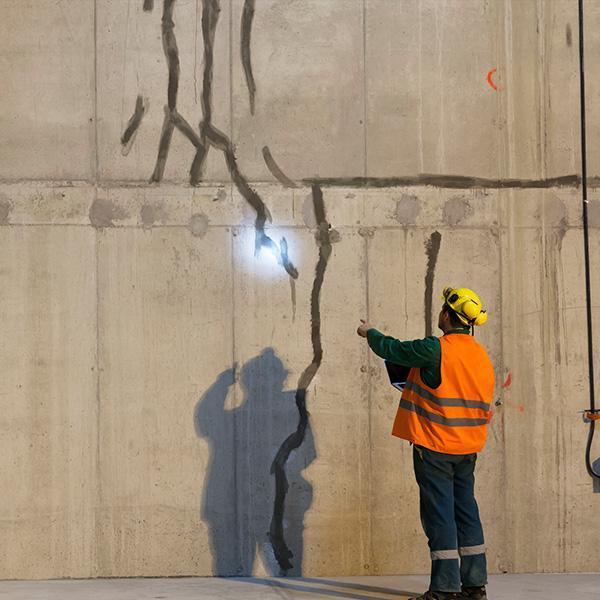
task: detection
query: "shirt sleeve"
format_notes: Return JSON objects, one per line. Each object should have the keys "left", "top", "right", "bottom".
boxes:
{"left": 366, "top": 328, "right": 441, "bottom": 368}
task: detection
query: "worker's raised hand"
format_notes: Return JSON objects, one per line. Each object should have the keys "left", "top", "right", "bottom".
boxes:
{"left": 357, "top": 319, "right": 371, "bottom": 338}
{"left": 217, "top": 363, "right": 238, "bottom": 385}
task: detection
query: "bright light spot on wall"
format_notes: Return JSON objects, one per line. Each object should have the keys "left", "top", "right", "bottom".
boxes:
{"left": 235, "top": 227, "right": 299, "bottom": 281}
{"left": 257, "top": 241, "right": 280, "bottom": 269}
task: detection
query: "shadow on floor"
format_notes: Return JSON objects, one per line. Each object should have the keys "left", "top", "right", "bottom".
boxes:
{"left": 230, "top": 577, "right": 420, "bottom": 599}
{"left": 301, "top": 577, "right": 420, "bottom": 596}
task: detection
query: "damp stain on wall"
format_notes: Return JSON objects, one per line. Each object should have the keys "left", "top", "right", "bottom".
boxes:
{"left": 140, "top": 203, "right": 168, "bottom": 229}
{"left": 442, "top": 196, "right": 473, "bottom": 226}
{"left": 588, "top": 199, "right": 600, "bottom": 228}
{"left": 0, "top": 198, "right": 12, "bottom": 225}
{"left": 89, "top": 197, "right": 129, "bottom": 228}
{"left": 536, "top": 196, "right": 568, "bottom": 365}
{"left": 189, "top": 212, "right": 210, "bottom": 238}
{"left": 394, "top": 193, "right": 421, "bottom": 225}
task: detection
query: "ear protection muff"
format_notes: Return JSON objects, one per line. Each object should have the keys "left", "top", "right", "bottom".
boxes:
{"left": 461, "top": 298, "right": 480, "bottom": 321}
{"left": 474, "top": 311, "right": 488, "bottom": 326}
{"left": 441, "top": 286, "right": 488, "bottom": 327}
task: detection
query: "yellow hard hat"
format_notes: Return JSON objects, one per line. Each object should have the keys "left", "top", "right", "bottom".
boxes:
{"left": 442, "top": 286, "right": 488, "bottom": 327}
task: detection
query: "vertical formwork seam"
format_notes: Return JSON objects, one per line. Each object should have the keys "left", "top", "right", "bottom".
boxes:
{"left": 93, "top": 0, "right": 101, "bottom": 578}
{"left": 362, "top": 0, "right": 368, "bottom": 179}
{"left": 365, "top": 233, "right": 373, "bottom": 573}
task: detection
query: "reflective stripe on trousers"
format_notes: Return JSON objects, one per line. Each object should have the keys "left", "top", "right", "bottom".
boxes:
{"left": 430, "top": 546, "right": 486, "bottom": 561}
{"left": 459, "top": 544, "right": 486, "bottom": 557}
{"left": 431, "top": 549, "right": 460, "bottom": 561}
{"left": 413, "top": 446, "right": 487, "bottom": 593}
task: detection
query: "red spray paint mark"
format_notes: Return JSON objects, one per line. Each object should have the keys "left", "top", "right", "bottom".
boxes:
{"left": 500, "top": 371, "right": 524, "bottom": 412}
{"left": 502, "top": 399, "right": 525, "bottom": 413}
{"left": 487, "top": 68, "right": 498, "bottom": 91}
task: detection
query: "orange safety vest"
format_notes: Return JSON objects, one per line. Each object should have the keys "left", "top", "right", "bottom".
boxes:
{"left": 392, "top": 334, "right": 495, "bottom": 455}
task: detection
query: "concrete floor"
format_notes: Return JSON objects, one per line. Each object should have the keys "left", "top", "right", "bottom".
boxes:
{"left": 0, "top": 574, "right": 598, "bottom": 599}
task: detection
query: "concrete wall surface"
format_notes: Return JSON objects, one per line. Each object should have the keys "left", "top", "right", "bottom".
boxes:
{"left": 0, "top": 0, "right": 599, "bottom": 579}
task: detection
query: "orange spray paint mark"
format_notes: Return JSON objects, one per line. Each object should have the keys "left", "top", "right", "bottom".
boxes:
{"left": 500, "top": 372, "right": 524, "bottom": 412}
{"left": 487, "top": 68, "right": 498, "bottom": 91}
{"left": 503, "top": 399, "right": 525, "bottom": 413}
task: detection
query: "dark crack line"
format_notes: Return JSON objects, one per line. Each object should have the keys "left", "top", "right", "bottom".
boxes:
{"left": 171, "top": 108, "right": 205, "bottom": 149}
{"left": 303, "top": 174, "right": 580, "bottom": 190}
{"left": 269, "top": 184, "right": 332, "bottom": 573}
{"left": 241, "top": 0, "right": 257, "bottom": 115}
{"left": 121, "top": 95, "right": 149, "bottom": 155}
{"left": 262, "top": 146, "right": 298, "bottom": 188}
{"left": 135, "top": 0, "right": 295, "bottom": 276}
{"left": 152, "top": 112, "right": 175, "bottom": 183}
{"left": 188, "top": 0, "right": 219, "bottom": 185}
{"left": 195, "top": 0, "right": 297, "bottom": 277}
{"left": 424, "top": 231, "right": 442, "bottom": 337}
{"left": 163, "top": 0, "right": 179, "bottom": 112}
{"left": 200, "top": 0, "right": 218, "bottom": 129}
{"left": 150, "top": 0, "right": 208, "bottom": 183}
{"left": 279, "top": 237, "right": 299, "bottom": 290}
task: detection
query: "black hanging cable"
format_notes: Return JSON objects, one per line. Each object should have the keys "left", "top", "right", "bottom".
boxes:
{"left": 577, "top": 0, "right": 600, "bottom": 479}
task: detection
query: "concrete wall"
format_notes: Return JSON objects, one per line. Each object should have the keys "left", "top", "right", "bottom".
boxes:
{"left": 0, "top": 0, "right": 599, "bottom": 579}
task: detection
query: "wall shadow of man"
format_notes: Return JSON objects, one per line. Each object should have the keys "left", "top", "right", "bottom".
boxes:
{"left": 195, "top": 348, "right": 316, "bottom": 576}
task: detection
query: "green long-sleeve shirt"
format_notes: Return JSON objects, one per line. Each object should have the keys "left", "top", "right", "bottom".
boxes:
{"left": 366, "top": 327, "right": 470, "bottom": 388}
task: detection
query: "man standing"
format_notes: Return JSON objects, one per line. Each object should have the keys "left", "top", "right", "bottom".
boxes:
{"left": 357, "top": 287, "right": 494, "bottom": 600}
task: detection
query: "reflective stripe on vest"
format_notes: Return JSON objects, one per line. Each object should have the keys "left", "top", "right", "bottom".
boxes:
{"left": 399, "top": 398, "right": 488, "bottom": 427}
{"left": 391, "top": 334, "right": 495, "bottom": 454}
{"left": 404, "top": 380, "right": 491, "bottom": 412}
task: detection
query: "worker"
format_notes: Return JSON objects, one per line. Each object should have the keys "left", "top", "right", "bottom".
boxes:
{"left": 357, "top": 287, "right": 494, "bottom": 600}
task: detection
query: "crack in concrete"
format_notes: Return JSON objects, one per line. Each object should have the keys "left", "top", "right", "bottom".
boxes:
{"left": 263, "top": 146, "right": 298, "bottom": 189}
{"left": 149, "top": 0, "right": 208, "bottom": 183}
{"left": 140, "top": 0, "right": 297, "bottom": 277}
{"left": 304, "top": 174, "right": 580, "bottom": 190}
{"left": 241, "top": 0, "right": 256, "bottom": 115}
{"left": 424, "top": 231, "right": 442, "bottom": 337}
{"left": 121, "top": 95, "right": 149, "bottom": 156}
{"left": 269, "top": 184, "right": 332, "bottom": 573}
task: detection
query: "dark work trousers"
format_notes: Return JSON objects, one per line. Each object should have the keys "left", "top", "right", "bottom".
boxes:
{"left": 413, "top": 445, "right": 487, "bottom": 593}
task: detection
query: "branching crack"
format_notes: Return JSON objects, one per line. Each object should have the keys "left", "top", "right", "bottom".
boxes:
{"left": 139, "top": 0, "right": 296, "bottom": 277}
{"left": 269, "top": 185, "right": 332, "bottom": 572}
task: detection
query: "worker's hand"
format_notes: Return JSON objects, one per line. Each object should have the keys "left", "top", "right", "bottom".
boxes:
{"left": 357, "top": 319, "right": 371, "bottom": 338}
